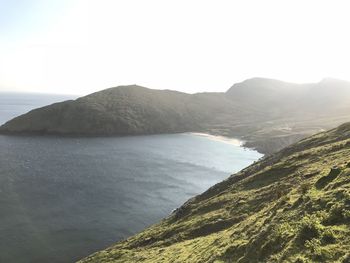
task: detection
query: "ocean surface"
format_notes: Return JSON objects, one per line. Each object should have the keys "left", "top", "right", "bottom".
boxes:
{"left": 0, "top": 92, "right": 77, "bottom": 126}
{"left": 0, "top": 93, "right": 263, "bottom": 263}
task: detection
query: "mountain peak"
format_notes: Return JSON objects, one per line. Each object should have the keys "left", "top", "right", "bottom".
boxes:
{"left": 319, "top": 77, "right": 350, "bottom": 85}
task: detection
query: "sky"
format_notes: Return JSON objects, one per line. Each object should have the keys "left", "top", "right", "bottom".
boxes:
{"left": 0, "top": 0, "right": 350, "bottom": 95}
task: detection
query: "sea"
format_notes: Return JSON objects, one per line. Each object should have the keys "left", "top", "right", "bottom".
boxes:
{"left": 0, "top": 92, "right": 263, "bottom": 263}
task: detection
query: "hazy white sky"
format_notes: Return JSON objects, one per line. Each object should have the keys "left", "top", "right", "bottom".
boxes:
{"left": 0, "top": 0, "right": 350, "bottom": 95}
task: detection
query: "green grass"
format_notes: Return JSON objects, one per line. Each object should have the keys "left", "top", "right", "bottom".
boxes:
{"left": 79, "top": 123, "right": 350, "bottom": 263}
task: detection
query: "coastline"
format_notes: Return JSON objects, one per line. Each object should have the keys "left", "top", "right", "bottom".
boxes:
{"left": 188, "top": 132, "right": 245, "bottom": 147}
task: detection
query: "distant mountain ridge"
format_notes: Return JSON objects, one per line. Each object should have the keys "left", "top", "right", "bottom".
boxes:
{"left": 1, "top": 78, "right": 350, "bottom": 154}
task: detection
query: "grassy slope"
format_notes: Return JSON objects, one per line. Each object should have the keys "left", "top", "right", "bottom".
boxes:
{"left": 79, "top": 123, "right": 350, "bottom": 263}
{"left": 0, "top": 86, "right": 241, "bottom": 137}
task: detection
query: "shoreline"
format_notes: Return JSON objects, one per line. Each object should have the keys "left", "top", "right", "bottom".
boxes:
{"left": 0, "top": 129, "right": 269, "bottom": 155}
{"left": 188, "top": 132, "right": 245, "bottom": 147}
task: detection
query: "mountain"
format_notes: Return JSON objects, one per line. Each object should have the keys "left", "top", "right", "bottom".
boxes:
{"left": 223, "top": 77, "right": 350, "bottom": 153}
{"left": 226, "top": 77, "right": 350, "bottom": 118}
{"left": 0, "top": 85, "right": 239, "bottom": 135}
{"left": 1, "top": 78, "right": 350, "bottom": 154}
{"left": 79, "top": 122, "right": 350, "bottom": 262}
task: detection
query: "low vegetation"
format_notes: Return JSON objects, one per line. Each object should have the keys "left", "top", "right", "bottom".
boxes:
{"left": 79, "top": 122, "right": 350, "bottom": 262}
{"left": 2, "top": 78, "right": 350, "bottom": 154}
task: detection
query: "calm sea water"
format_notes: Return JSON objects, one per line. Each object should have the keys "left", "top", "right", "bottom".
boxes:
{"left": 0, "top": 93, "right": 262, "bottom": 263}
{"left": 0, "top": 92, "right": 77, "bottom": 125}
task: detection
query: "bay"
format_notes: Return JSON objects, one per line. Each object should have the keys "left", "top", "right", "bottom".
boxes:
{"left": 0, "top": 93, "right": 262, "bottom": 263}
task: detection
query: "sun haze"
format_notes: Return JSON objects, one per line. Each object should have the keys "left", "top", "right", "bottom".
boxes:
{"left": 0, "top": 0, "right": 350, "bottom": 95}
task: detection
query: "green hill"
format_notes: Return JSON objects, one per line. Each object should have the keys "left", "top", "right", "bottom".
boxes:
{"left": 1, "top": 78, "right": 350, "bottom": 154}
{"left": 79, "top": 122, "right": 350, "bottom": 262}
{"left": 0, "top": 85, "right": 239, "bottom": 136}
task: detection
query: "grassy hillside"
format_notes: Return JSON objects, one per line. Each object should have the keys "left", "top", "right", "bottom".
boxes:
{"left": 0, "top": 85, "right": 239, "bottom": 136}
{"left": 79, "top": 122, "right": 350, "bottom": 262}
